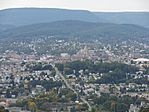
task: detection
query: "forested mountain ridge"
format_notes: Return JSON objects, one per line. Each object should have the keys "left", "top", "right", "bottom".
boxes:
{"left": 0, "top": 8, "right": 149, "bottom": 28}
{"left": 94, "top": 12, "right": 149, "bottom": 28}
{"left": 0, "top": 20, "right": 149, "bottom": 41}
{"left": 0, "top": 8, "right": 100, "bottom": 26}
{"left": 0, "top": 8, "right": 149, "bottom": 41}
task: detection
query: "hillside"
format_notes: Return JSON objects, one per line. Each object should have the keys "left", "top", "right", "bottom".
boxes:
{"left": 0, "top": 8, "right": 100, "bottom": 26}
{"left": 0, "top": 24, "right": 15, "bottom": 31}
{"left": 94, "top": 12, "right": 149, "bottom": 28}
{"left": 0, "top": 20, "right": 148, "bottom": 41}
{"left": 0, "top": 8, "right": 149, "bottom": 28}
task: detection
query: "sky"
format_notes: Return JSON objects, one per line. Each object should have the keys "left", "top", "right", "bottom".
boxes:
{"left": 0, "top": 0, "right": 149, "bottom": 12}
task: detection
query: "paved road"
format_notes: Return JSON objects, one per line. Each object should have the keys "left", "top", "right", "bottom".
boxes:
{"left": 51, "top": 64, "right": 92, "bottom": 111}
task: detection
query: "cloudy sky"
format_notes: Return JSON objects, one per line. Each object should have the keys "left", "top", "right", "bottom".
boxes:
{"left": 0, "top": 0, "right": 149, "bottom": 12}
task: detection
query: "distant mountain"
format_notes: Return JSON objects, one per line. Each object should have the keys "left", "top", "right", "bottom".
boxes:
{"left": 0, "top": 20, "right": 148, "bottom": 41}
{"left": 0, "top": 24, "right": 15, "bottom": 31}
{"left": 0, "top": 8, "right": 149, "bottom": 28}
{"left": 0, "top": 8, "right": 100, "bottom": 26}
{"left": 94, "top": 12, "right": 149, "bottom": 28}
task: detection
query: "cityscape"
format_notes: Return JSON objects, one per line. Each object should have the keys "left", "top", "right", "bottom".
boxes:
{"left": 0, "top": 1, "right": 149, "bottom": 112}
{"left": 0, "top": 34, "right": 149, "bottom": 112}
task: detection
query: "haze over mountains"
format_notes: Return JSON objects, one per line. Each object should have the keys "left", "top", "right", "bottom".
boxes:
{"left": 0, "top": 8, "right": 149, "bottom": 41}
{"left": 0, "top": 20, "right": 149, "bottom": 41}
{"left": 0, "top": 8, "right": 99, "bottom": 26}
{"left": 0, "top": 8, "right": 149, "bottom": 27}
{"left": 94, "top": 12, "right": 149, "bottom": 28}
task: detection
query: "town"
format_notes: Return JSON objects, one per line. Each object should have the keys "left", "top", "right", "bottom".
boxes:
{"left": 0, "top": 37, "right": 149, "bottom": 112}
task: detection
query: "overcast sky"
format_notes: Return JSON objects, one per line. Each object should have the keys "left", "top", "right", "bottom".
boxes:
{"left": 0, "top": 0, "right": 149, "bottom": 12}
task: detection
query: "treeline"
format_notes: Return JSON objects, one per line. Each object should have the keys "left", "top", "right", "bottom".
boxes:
{"left": 14, "top": 89, "right": 78, "bottom": 112}
{"left": 25, "top": 62, "right": 53, "bottom": 71}
{"left": 29, "top": 80, "right": 62, "bottom": 91}
{"left": 92, "top": 93, "right": 147, "bottom": 112}
{"left": 56, "top": 60, "right": 139, "bottom": 84}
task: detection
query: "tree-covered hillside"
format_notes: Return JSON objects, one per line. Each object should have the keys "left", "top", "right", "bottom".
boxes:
{"left": 0, "top": 20, "right": 149, "bottom": 41}
{"left": 0, "top": 8, "right": 99, "bottom": 26}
